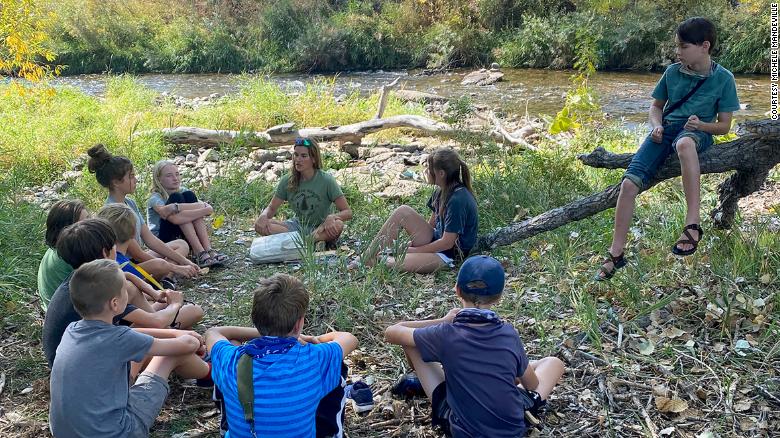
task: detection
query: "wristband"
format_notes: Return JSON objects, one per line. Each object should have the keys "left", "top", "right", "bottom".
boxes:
{"left": 174, "top": 203, "right": 179, "bottom": 213}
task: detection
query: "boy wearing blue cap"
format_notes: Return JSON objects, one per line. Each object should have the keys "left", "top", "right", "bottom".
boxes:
{"left": 385, "top": 255, "right": 564, "bottom": 437}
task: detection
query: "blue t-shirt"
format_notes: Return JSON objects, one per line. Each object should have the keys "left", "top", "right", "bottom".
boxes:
{"left": 414, "top": 320, "right": 530, "bottom": 438}
{"left": 211, "top": 339, "right": 343, "bottom": 437}
{"left": 653, "top": 62, "right": 740, "bottom": 123}
{"left": 427, "top": 185, "right": 479, "bottom": 258}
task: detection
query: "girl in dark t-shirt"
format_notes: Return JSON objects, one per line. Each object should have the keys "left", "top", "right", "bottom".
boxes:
{"left": 350, "top": 148, "right": 478, "bottom": 274}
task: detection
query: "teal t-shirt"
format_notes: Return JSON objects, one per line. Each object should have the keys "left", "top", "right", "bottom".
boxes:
{"left": 37, "top": 248, "right": 73, "bottom": 311}
{"left": 275, "top": 170, "right": 344, "bottom": 229}
{"left": 652, "top": 62, "right": 740, "bottom": 123}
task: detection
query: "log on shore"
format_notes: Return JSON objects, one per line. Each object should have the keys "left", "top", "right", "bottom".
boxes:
{"left": 476, "top": 120, "right": 780, "bottom": 250}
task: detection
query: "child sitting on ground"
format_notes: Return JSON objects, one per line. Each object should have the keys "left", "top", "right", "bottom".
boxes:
{"left": 385, "top": 255, "right": 565, "bottom": 437}
{"left": 87, "top": 144, "right": 200, "bottom": 279}
{"left": 148, "top": 159, "right": 228, "bottom": 268}
{"left": 43, "top": 218, "right": 204, "bottom": 367}
{"left": 205, "top": 273, "right": 358, "bottom": 437}
{"left": 37, "top": 199, "right": 89, "bottom": 311}
{"left": 97, "top": 203, "right": 204, "bottom": 323}
{"left": 49, "top": 259, "right": 210, "bottom": 437}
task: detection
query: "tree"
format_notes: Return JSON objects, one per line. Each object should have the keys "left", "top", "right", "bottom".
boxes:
{"left": 0, "top": 0, "right": 61, "bottom": 91}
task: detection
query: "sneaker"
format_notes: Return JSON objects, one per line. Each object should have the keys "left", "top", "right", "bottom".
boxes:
{"left": 325, "top": 239, "right": 339, "bottom": 251}
{"left": 391, "top": 372, "right": 425, "bottom": 399}
{"left": 345, "top": 381, "right": 374, "bottom": 413}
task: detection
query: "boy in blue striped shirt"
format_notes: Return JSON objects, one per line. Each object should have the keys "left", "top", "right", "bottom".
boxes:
{"left": 206, "top": 273, "right": 358, "bottom": 437}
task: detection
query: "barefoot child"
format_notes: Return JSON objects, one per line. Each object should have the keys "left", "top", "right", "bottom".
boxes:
{"left": 385, "top": 256, "right": 565, "bottom": 436}
{"left": 37, "top": 199, "right": 89, "bottom": 310}
{"left": 148, "top": 160, "right": 228, "bottom": 268}
{"left": 49, "top": 259, "right": 210, "bottom": 437}
{"left": 352, "top": 148, "right": 477, "bottom": 273}
{"left": 205, "top": 273, "right": 358, "bottom": 437}
{"left": 87, "top": 144, "right": 200, "bottom": 279}
{"left": 254, "top": 137, "right": 353, "bottom": 248}
{"left": 595, "top": 17, "right": 740, "bottom": 280}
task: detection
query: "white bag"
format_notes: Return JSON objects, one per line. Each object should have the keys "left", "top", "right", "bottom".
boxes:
{"left": 249, "top": 232, "right": 304, "bottom": 264}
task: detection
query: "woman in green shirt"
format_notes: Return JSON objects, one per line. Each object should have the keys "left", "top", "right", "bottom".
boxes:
{"left": 254, "top": 138, "right": 353, "bottom": 246}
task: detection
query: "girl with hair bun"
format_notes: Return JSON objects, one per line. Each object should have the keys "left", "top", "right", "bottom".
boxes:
{"left": 86, "top": 144, "right": 200, "bottom": 279}
{"left": 351, "top": 147, "right": 478, "bottom": 274}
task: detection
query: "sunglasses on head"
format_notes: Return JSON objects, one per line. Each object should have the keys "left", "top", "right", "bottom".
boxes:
{"left": 294, "top": 137, "right": 312, "bottom": 147}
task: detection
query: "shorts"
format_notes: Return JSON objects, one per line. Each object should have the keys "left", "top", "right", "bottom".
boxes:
{"left": 158, "top": 191, "right": 199, "bottom": 243}
{"left": 430, "top": 229, "right": 459, "bottom": 268}
{"left": 126, "top": 372, "right": 169, "bottom": 438}
{"left": 430, "top": 382, "right": 536, "bottom": 437}
{"left": 624, "top": 120, "right": 713, "bottom": 190}
{"left": 284, "top": 218, "right": 315, "bottom": 236}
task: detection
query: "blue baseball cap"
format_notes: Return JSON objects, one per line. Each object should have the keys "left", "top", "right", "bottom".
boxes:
{"left": 456, "top": 255, "right": 505, "bottom": 296}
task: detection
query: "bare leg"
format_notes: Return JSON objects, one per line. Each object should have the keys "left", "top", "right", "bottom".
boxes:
{"left": 126, "top": 280, "right": 155, "bottom": 312}
{"left": 143, "top": 353, "right": 210, "bottom": 380}
{"left": 598, "top": 179, "right": 640, "bottom": 278}
{"left": 361, "top": 206, "right": 434, "bottom": 264}
{"left": 193, "top": 218, "right": 212, "bottom": 252}
{"left": 137, "top": 258, "right": 174, "bottom": 279}
{"left": 521, "top": 357, "right": 565, "bottom": 400}
{"left": 178, "top": 222, "right": 206, "bottom": 255}
{"left": 171, "top": 303, "right": 205, "bottom": 329}
{"left": 387, "top": 253, "right": 446, "bottom": 274}
{"left": 402, "top": 345, "right": 445, "bottom": 399}
{"left": 675, "top": 137, "right": 702, "bottom": 251}
{"left": 147, "top": 239, "right": 190, "bottom": 261}
{"left": 312, "top": 219, "right": 344, "bottom": 243}
{"left": 256, "top": 219, "right": 293, "bottom": 236}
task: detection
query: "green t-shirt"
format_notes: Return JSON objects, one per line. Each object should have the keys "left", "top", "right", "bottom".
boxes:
{"left": 275, "top": 170, "right": 344, "bottom": 229}
{"left": 37, "top": 248, "right": 73, "bottom": 311}
{"left": 652, "top": 62, "right": 740, "bottom": 123}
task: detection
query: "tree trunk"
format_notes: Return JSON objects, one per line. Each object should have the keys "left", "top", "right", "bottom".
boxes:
{"left": 477, "top": 121, "right": 780, "bottom": 250}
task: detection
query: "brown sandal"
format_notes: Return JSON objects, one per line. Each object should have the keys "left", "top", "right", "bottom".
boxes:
{"left": 671, "top": 224, "right": 703, "bottom": 257}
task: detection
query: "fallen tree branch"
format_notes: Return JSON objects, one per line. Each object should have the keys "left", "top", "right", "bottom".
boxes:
{"left": 473, "top": 111, "right": 537, "bottom": 151}
{"left": 374, "top": 77, "right": 400, "bottom": 119}
{"left": 476, "top": 120, "right": 780, "bottom": 250}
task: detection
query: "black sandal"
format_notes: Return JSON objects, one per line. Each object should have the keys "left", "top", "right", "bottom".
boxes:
{"left": 593, "top": 251, "right": 626, "bottom": 281}
{"left": 672, "top": 224, "right": 703, "bottom": 257}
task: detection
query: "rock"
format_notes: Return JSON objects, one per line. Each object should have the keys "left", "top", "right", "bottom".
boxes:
{"left": 461, "top": 69, "right": 504, "bottom": 86}
{"left": 173, "top": 155, "right": 185, "bottom": 165}
{"left": 62, "top": 170, "right": 82, "bottom": 181}
{"left": 266, "top": 123, "right": 296, "bottom": 136}
{"left": 376, "top": 180, "right": 424, "bottom": 199}
{"left": 246, "top": 171, "right": 264, "bottom": 184}
{"left": 198, "top": 149, "right": 219, "bottom": 163}
{"left": 490, "top": 62, "right": 501, "bottom": 71}
{"left": 367, "top": 151, "right": 396, "bottom": 164}
{"left": 264, "top": 169, "right": 278, "bottom": 182}
{"left": 367, "top": 147, "right": 393, "bottom": 158}
{"left": 394, "top": 90, "right": 449, "bottom": 104}
{"left": 185, "top": 153, "right": 197, "bottom": 163}
{"left": 51, "top": 181, "right": 69, "bottom": 193}
{"left": 340, "top": 143, "right": 360, "bottom": 159}
{"left": 249, "top": 150, "right": 279, "bottom": 165}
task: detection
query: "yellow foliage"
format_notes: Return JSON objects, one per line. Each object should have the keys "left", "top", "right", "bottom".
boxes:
{"left": 0, "top": 0, "right": 61, "bottom": 93}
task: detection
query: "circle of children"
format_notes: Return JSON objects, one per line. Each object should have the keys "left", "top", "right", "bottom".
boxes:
{"left": 38, "top": 18, "right": 740, "bottom": 438}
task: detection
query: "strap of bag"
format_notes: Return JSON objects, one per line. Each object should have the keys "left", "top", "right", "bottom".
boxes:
{"left": 118, "top": 260, "right": 165, "bottom": 290}
{"left": 662, "top": 75, "right": 709, "bottom": 119}
{"left": 237, "top": 354, "right": 256, "bottom": 437}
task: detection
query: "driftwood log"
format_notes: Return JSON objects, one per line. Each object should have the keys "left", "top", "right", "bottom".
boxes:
{"left": 475, "top": 119, "right": 780, "bottom": 251}
{"left": 135, "top": 114, "right": 537, "bottom": 151}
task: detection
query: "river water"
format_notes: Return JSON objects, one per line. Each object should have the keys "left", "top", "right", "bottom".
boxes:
{"left": 52, "top": 68, "right": 770, "bottom": 125}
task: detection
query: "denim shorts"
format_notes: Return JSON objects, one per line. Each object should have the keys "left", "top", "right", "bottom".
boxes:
{"left": 624, "top": 120, "right": 713, "bottom": 190}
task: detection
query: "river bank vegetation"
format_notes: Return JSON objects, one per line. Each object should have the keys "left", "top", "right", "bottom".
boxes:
{"left": 1, "top": 74, "right": 778, "bottom": 436}
{"left": 37, "top": 0, "right": 771, "bottom": 75}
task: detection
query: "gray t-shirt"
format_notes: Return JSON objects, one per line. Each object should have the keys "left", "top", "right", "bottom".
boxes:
{"left": 49, "top": 319, "right": 153, "bottom": 438}
{"left": 147, "top": 191, "right": 166, "bottom": 237}
{"left": 106, "top": 195, "right": 145, "bottom": 245}
{"left": 414, "top": 320, "right": 530, "bottom": 437}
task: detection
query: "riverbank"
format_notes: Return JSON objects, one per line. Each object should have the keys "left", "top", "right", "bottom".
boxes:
{"left": 42, "top": 0, "right": 770, "bottom": 76}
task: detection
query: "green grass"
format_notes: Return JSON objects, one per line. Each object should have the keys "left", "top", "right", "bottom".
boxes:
{"left": 1, "top": 80, "right": 779, "bottom": 436}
